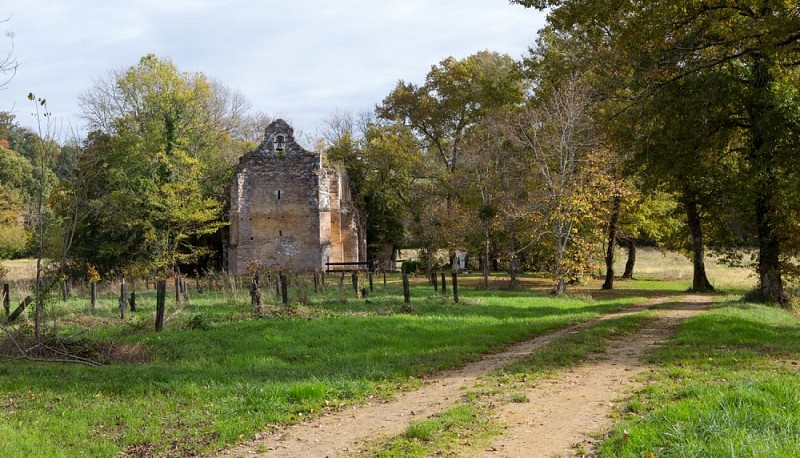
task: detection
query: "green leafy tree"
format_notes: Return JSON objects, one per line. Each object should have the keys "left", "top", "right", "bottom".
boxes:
{"left": 0, "top": 143, "right": 31, "bottom": 259}
{"left": 377, "top": 51, "right": 526, "bottom": 270}
{"left": 513, "top": 0, "right": 800, "bottom": 305}
{"left": 324, "top": 112, "right": 421, "bottom": 266}
{"left": 68, "top": 55, "right": 243, "bottom": 274}
{"left": 0, "top": 144, "right": 35, "bottom": 257}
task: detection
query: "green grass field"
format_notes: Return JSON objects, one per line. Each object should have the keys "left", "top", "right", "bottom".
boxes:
{"left": 0, "top": 252, "right": 797, "bottom": 457}
{"left": 0, "top": 274, "right": 642, "bottom": 456}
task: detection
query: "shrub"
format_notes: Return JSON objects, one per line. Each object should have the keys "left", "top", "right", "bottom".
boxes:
{"left": 0, "top": 225, "right": 29, "bottom": 259}
{"left": 402, "top": 260, "right": 421, "bottom": 274}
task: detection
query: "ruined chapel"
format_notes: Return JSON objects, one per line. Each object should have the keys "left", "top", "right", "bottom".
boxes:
{"left": 228, "top": 119, "right": 365, "bottom": 274}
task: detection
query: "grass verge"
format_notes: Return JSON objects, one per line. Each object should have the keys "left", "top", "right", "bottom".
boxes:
{"left": 597, "top": 302, "right": 800, "bottom": 457}
{"left": 368, "top": 403, "right": 500, "bottom": 457}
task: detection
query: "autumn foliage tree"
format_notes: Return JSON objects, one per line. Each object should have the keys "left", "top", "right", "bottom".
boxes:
{"left": 66, "top": 55, "right": 249, "bottom": 275}
{"left": 377, "top": 51, "right": 525, "bottom": 271}
{"left": 514, "top": 0, "right": 800, "bottom": 305}
{"left": 510, "top": 76, "right": 611, "bottom": 294}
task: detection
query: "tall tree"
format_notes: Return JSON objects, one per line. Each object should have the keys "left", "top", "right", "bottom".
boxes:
{"left": 377, "top": 51, "right": 525, "bottom": 269}
{"left": 460, "top": 111, "right": 530, "bottom": 287}
{"left": 510, "top": 75, "right": 611, "bottom": 294}
{"left": 324, "top": 111, "right": 422, "bottom": 266}
{"left": 513, "top": 0, "right": 800, "bottom": 305}
{"left": 69, "top": 55, "right": 247, "bottom": 274}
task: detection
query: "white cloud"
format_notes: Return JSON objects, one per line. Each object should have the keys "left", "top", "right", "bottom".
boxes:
{"left": 1, "top": 0, "right": 545, "bottom": 138}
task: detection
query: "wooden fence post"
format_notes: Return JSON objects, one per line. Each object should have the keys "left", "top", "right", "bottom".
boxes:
{"left": 432, "top": 272, "right": 438, "bottom": 292}
{"left": 250, "top": 274, "right": 262, "bottom": 315}
{"left": 280, "top": 274, "right": 289, "bottom": 305}
{"left": 440, "top": 272, "right": 447, "bottom": 294}
{"left": 181, "top": 279, "right": 189, "bottom": 302}
{"left": 402, "top": 274, "right": 411, "bottom": 304}
{"left": 383, "top": 271, "right": 387, "bottom": 287}
{"left": 368, "top": 272, "right": 374, "bottom": 293}
{"left": 155, "top": 280, "right": 166, "bottom": 332}
{"left": 90, "top": 283, "right": 97, "bottom": 309}
{"left": 61, "top": 281, "right": 68, "bottom": 302}
{"left": 313, "top": 272, "right": 318, "bottom": 292}
{"left": 119, "top": 278, "right": 127, "bottom": 319}
{"left": 352, "top": 272, "right": 359, "bottom": 296}
{"left": 129, "top": 291, "right": 136, "bottom": 312}
{"left": 452, "top": 272, "right": 459, "bottom": 303}
{"left": 8, "top": 296, "right": 32, "bottom": 322}
{"left": 2, "top": 283, "right": 9, "bottom": 317}
{"left": 175, "top": 276, "right": 181, "bottom": 304}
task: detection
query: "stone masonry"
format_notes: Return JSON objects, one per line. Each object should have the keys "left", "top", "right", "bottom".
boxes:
{"left": 228, "top": 119, "right": 365, "bottom": 274}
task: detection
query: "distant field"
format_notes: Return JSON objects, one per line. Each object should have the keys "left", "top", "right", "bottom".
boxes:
{"left": 612, "top": 247, "right": 755, "bottom": 291}
{"left": 0, "top": 248, "right": 758, "bottom": 291}
{"left": 1, "top": 258, "right": 37, "bottom": 282}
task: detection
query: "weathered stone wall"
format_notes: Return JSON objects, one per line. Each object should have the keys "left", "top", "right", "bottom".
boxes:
{"left": 337, "top": 174, "right": 361, "bottom": 263}
{"left": 229, "top": 119, "right": 363, "bottom": 275}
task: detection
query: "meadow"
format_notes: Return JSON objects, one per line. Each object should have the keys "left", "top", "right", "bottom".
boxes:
{"left": 0, "top": 265, "right": 642, "bottom": 456}
{"left": 0, "top": 249, "right": 797, "bottom": 457}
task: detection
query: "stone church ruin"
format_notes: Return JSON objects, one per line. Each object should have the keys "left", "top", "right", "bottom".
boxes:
{"left": 228, "top": 119, "right": 365, "bottom": 274}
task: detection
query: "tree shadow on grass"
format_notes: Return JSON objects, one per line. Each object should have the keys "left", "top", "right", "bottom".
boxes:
{"left": 649, "top": 301, "right": 800, "bottom": 368}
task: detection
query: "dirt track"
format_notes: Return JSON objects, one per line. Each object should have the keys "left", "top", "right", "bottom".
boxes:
{"left": 216, "top": 296, "right": 711, "bottom": 458}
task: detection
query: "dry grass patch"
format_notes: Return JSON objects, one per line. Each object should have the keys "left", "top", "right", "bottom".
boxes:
{"left": 0, "top": 259, "right": 37, "bottom": 282}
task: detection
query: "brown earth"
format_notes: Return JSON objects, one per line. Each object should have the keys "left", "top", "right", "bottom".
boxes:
{"left": 215, "top": 296, "right": 711, "bottom": 458}
{"left": 474, "top": 296, "right": 711, "bottom": 457}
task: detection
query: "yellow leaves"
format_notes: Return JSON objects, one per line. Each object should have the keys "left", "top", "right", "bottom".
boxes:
{"left": 86, "top": 265, "right": 101, "bottom": 284}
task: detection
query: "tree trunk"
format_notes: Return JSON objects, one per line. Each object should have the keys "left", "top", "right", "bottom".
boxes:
{"left": 554, "top": 277, "right": 566, "bottom": 296}
{"left": 425, "top": 245, "right": 434, "bottom": 280}
{"left": 755, "top": 192, "right": 787, "bottom": 305}
{"left": 508, "top": 239, "right": 517, "bottom": 288}
{"left": 482, "top": 221, "right": 490, "bottom": 289}
{"left": 602, "top": 195, "right": 621, "bottom": 290}
{"left": 749, "top": 55, "right": 788, "bottom": 307}
{"left": 683, "top": 198, "right": 714, "bottom": 292}
{"left": 621, "top": 237, "right": 636, "bottom": 279}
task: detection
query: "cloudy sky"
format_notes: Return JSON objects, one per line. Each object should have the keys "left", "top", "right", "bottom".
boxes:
{"left": 1, "top": 1, "right": 546, "bottom": 140}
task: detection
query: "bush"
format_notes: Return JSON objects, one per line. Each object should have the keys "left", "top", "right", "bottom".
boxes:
{"left": 184, "top": 313, "right": 213, "bottom": 331}
{"left": 402, "top": 260, "right": 421, "bottom": 274}
{"left": 0, "top": 225, "right": 29, "bottom": 259}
